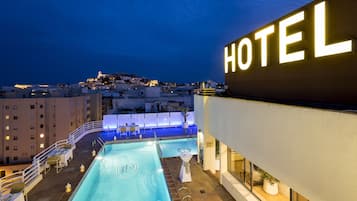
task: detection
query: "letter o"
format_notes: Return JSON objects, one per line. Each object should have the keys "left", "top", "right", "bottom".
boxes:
{"left": 237, "top": 38, "right": 253, "bottom": 70}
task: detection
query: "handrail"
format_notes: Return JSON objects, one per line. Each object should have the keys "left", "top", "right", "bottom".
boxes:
{"left": 0, "top": 120, "right": 103, "bottom": 198}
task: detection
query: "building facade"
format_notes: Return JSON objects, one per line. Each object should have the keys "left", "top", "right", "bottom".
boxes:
{"left": 0, "top": 94, "right": 102, "bottom": 165}
{"left": 195, "top": 0, "right": 357, "bottom": 201}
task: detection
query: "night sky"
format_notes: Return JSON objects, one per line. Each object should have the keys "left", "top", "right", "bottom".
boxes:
{"left": 1, "top": 0, "right": 311, "bottom": 86}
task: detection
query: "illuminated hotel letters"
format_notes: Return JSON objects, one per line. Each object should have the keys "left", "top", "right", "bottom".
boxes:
{"left": 279, "top": 11, "right": 305, "bottom": 64}
{"left": 224, "top": 43, "right": 236, "bottom": 73}
{"left": 255, "top": 25, "right": 275, "bottom": 67}
{"left": 237, "top": 38, "right": 253, "bottom": 70}
{"left": 224, "top": 1, "right": 353, "bottom": 73}
{"left": 314, "top": 1, "right": 352, "bottom": 57}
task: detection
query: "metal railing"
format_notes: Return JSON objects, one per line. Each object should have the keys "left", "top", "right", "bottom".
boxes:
{"left": 0, "top": 120, "right": 103, "bottom": 199}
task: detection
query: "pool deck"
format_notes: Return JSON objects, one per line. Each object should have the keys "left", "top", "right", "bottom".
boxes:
{"left": 27, "top": 132, "right": 100, "bottom": 201}
{"left": 162, "top": 157, "right": 235, "bottom": 201}
{"left": 27, "top": 133, "right": 234, "bottom": 201}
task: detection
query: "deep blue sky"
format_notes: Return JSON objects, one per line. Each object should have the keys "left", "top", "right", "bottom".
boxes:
{"left": 1, "top": 0, "right": 311, "bottom": 86}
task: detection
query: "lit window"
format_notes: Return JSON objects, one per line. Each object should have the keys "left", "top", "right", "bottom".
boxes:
{"left": 5, "top": 135, "right": 10, "bottom": 141}
{"left": 40, "top": 133, "right": 44, "bottom": 138}
{"left": 5, "top": 115, "right": 10, "bottom": 120}
{"left": 40, "top": 144, "right": 45, "bottom": 148}
{"left": 5, "top": 126, "right": 10, "bottom": 131}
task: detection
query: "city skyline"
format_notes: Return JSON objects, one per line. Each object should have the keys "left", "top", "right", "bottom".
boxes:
{"left": 1, "top": 0, "right": 310, "bottom": 86}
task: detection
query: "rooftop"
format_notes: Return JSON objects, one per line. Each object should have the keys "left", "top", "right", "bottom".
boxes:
{"left": 27, "top": 132, "right": 233, "bottom": 201}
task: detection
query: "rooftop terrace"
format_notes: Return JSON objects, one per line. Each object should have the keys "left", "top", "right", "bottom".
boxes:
{"left": 27, "top": 131, "right": 234, "bottom": 201}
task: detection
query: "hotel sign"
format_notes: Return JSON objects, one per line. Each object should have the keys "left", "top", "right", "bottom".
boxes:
{"left": 225, "top": 0, "right": 357, "bottom": 107}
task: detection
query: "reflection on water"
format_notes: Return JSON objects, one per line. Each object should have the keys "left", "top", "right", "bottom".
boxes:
{"left": 100, "top": 154, "right": 139, "bottom": 179}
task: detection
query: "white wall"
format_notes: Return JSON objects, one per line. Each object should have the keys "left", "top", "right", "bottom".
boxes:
{"left": 194, "top": 95, "right": 357, "bottom": 201}
{"left": 103, "top": 111, "right": 195, "bottom": 129}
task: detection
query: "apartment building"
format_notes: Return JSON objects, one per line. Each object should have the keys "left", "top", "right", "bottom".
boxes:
{"left": 0, "top": 94, "right": 102, "bottom": 164}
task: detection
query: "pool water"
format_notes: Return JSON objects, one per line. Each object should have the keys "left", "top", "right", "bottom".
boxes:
{"left": 70, "top": 138, "right": 197, "bottom": 201}
{"left": 70, "top": 142, "right": 171, "bottom": 201}
{"left": 159, "top": 138, "right": 197, "bottom": 158}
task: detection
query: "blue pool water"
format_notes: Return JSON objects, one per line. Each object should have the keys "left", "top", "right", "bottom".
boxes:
{"left": 159, "top": 138, "right": 197, "bottom": 158}
{"left": 70, "top": 142, "right": 171, "bottom": 201}
{"left": 70, "top": 138, "right": 198, "bottom": 201}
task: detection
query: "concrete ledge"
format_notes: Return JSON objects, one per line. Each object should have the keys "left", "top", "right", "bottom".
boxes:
{"left": 221, "top": 172, "right": 258, "bottom": 201}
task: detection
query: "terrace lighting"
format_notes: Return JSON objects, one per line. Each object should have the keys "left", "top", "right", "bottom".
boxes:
{"left": 65, "top": 183, "right": 72, "bottom": 193}
{"left": 80, "top": 164, "right": 85, "bottom": 173}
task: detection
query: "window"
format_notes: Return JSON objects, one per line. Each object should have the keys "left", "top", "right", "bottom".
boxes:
{"left": 0, "top": 170, "right": 5, "bottom": 178}
{"left": 40, "top": 114, "right": 44, "bottom": 118}
{"left": 30, "top": 126, "right": 34, "bottom": 130}
{"left": 12, "top": 105, "right": 17, "bottom": 110}
{"left": 227, "top": 147, "right": 300, "bottom": 201}
{"left": 5, "top": 105, "right": 9, "bottom": 110}
{"left": 30, "top": 145, "right": 35, "bottom": 150}
{"left": 13, "top": 116, "right": 18, "bottom": 120}
{"left": 40, "top": 104, "right": 43, "bottom": 109}
{"left": 5, "top": 135, "right": 10, "bottom": 141}
{"left": 13, "top": 146, "right": 18, "bottom": 151}
{"left": 40, "top": 124, "right": 44, "bottom": 128}
{"left": 227, "top": 148, "right": 247, "bottom": 184}
{"left": 292, "top": 191, "right": 309, "bottom": 201}
{"left": 5, "top": 146, "right": 9, "bottom": 151}
{"left": 5, "top": 115, "right": 10, "bottom": 120}
{"left": 40, "top": 133, "right": 44, "bottom": 138}
{"left": 30, "top": 105, "right": 35, "bottom": 109}
{"left": 5, "top": 125, "right": 10, "bottom": 131}
{"left": 40, "top": 143, "right": 44, "bottom": 148}
{"left": 30, "top": 135, "right": 35, "bottom": 140}
{"left": 13, "top": 136, "right": 18, "bottom": 141}
{"left": 13, "top": 156, "right": 18, "bottom": 161}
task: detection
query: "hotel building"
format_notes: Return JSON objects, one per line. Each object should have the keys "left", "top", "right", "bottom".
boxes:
{"left": 0, "top": 93, "right": 102, "bottom": 165}
{"left": 195, "top": 1, "right": 357, "bottom": 201}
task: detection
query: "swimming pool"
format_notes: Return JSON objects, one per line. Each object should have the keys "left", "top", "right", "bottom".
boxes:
{"left": 70, "top": 138, "right": 197, "bottom": 201}
{"left": 159, "top": 138, "right": 197, "bottom": 158}
{"left": 70, "top": 142, "right": 171, "bottom": 201}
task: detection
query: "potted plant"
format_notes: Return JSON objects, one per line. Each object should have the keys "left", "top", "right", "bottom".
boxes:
{"left": 181, "top": 107, "right": 189, "bottom": 129}
{"left": 10, "top": 182, "right": 25, "bottom": 194}
{"left": 262, "top": 171, "right": 279, "bottom": 195}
